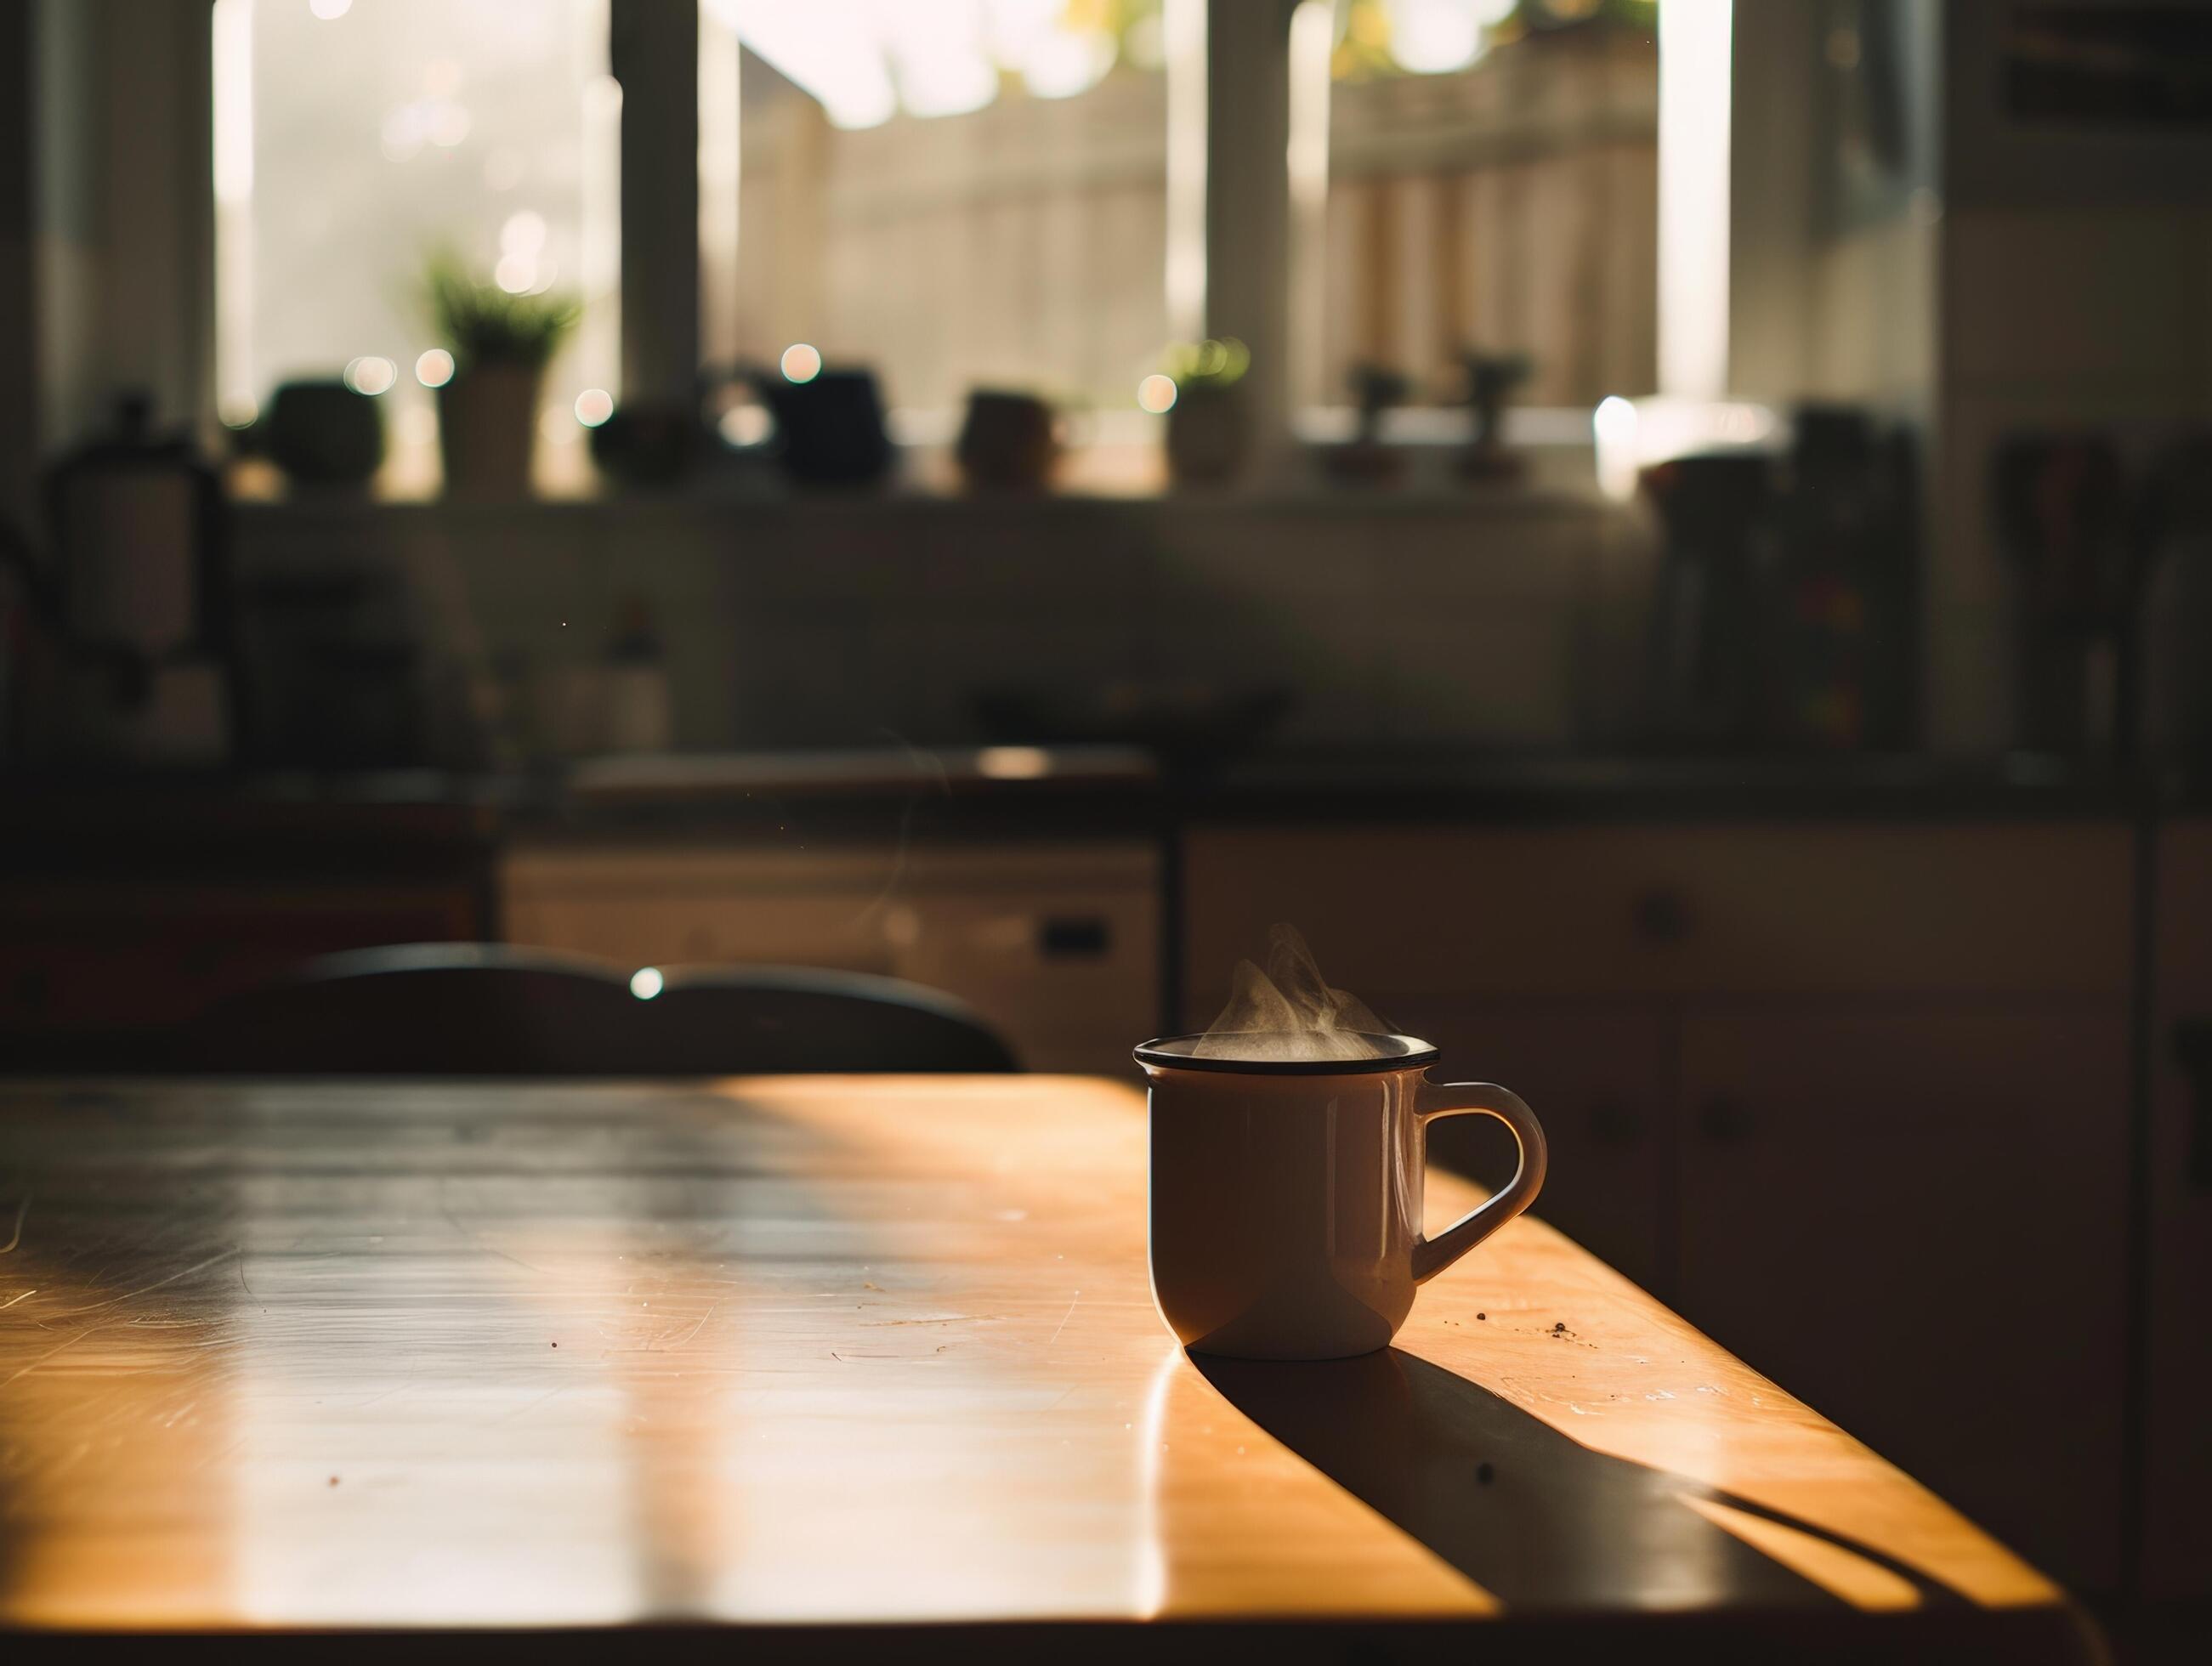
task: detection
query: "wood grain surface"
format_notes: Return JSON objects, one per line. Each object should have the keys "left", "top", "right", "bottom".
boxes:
{"left": 0, "top": 1076, "right": 2096, "bottom": 1658}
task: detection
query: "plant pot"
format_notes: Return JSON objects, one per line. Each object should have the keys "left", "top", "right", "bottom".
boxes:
{"left": 956, "top": 389, "right": 1058, "bottom": 493}
{"left": 264, "top": 379, "right": 385, "bottom": 489}
{"left": 589, "top": 402, "right": 700, "bottom": 488}
{"left": 761, "top": 368, "right": 893, "bottom": 487}
{"left": 439, "top": 363, "right": 542, "bottom": 498}
{"left": 1166, "top": 383, "right": 1250, "bottom": 488}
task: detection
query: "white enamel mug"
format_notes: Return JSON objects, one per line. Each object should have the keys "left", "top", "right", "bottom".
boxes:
{"left": 1135, "top": 1032, "right": 1547, "bottom": 1360}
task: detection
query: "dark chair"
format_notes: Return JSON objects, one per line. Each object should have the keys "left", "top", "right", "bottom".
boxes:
{"left": 184, "top": 944, "right": 1019, "bottom": 1075}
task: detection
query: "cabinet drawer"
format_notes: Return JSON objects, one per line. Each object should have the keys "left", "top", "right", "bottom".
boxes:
{"left": 504, "top": 891, "right": 898, "bottom": 975}
{"left": 501, "top": 840, "right": 1159, "bottom": 1077}
{"left": 893, "top": 891, "right": 1157, "bottom": 1042}
{"left": 1183, "top": 823, "right": 2132, "bottom": 1010}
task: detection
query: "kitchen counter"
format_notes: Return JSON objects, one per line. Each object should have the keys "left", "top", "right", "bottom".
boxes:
{"left": 1192, "top": 750, "right": 2150, "bottom": 824}
{"left": 0, "top": 747, "right": 2158, "bottom": 853}
{"left": 527, "top": 749, "right": 2155, "bottom": 836}
{"left": 0, "top": 1073, "right": 2096, "bottom": 1659}
{"left": 531, "top": 748, "right": 2166, "bottom": 825}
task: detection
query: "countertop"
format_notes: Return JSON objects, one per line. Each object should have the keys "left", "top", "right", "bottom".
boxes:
{"left": 0, "top": 1074, "right": 2093, "bottom": 1659}
{"left": 0, "top": 749, "right": 2173, "bottom": 864}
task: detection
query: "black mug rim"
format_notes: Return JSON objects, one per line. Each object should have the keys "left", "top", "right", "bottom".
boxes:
{"left": 1134, "top": 1032, "right": 1440, "bottom": 1075}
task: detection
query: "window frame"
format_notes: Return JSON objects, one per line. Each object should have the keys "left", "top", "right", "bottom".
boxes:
{"left": 42, "top": 0, "right": 1665, "bottom": 484}
{"left": 664, "top": 2, "right": 1630, "bottom": 475}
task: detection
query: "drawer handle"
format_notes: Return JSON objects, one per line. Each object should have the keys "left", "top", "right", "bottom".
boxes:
{"left": 1699, "top": 1096, "right": 1753, "bottom": 1144}
{"left": 1633, "top": 887, "right": 1693, "bottom": 944}
{"left": 1039, "top": 916, "right": 1110, "bottom": 960}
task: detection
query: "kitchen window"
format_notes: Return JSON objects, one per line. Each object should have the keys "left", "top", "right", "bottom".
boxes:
{"left": 1296, "top": 0, "right": 1659, "bottom": 417}
{"left": 212, "top": 0, "right": 620, "bottom": 492}
{"left": 700, "top": 2, "right": 1176, "bottom": 422}
{"left": 199, "top": 0, "right": 1705, "bottom": 490}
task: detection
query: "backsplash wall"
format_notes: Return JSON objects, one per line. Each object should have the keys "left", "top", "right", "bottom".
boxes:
{"left": 230, "top": 494, "right": 1654, "bottom": 764}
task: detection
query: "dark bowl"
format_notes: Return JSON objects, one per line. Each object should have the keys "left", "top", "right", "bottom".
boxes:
{"left": 264, "top": 379, "right": 385, "bottom": 487}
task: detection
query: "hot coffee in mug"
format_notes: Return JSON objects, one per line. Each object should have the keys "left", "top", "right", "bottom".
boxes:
{"left": 1135, "top": 1031, "right": 1546, "bottom": 1360}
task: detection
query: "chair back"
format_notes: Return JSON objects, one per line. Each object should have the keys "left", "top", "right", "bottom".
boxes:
{"left": 186, "top": 944, "right": 1018, "bottom": 1075}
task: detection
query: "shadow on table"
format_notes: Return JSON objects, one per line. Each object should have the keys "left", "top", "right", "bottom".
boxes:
{"left": 1192, "top": 1346, "right": 1971, "bottom": 1615}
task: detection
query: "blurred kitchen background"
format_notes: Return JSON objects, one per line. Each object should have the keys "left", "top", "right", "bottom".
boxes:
{"left": 3, "top": 2, "right": 2212, "bottom": 1652}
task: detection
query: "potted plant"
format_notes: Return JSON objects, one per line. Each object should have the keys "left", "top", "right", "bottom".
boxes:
{"left": 956, "top": 388, "right": 1060, "bottom": 494}
{"left": 1323, "top": 363, "right": 1411, "bottom": 486}
{"left": 425, "top": 255, "right": 578, "bottom": 497}
{"left": 1159, "top": 337, "right": 1251, "bottom": 488}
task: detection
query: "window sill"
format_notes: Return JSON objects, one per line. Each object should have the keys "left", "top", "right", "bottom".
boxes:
{"left": 223, "top": 405, "right": 1610, "bottom": 519}
{"left": 224, "top": 474, "right": 1614, "bottom": 522}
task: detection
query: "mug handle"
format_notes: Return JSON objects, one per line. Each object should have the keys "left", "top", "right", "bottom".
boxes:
{"left": 1410, "top": 1080, "right": 1548, "bottom": 1284}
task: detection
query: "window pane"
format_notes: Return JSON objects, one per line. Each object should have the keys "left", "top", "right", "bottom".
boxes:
{"left": 214, "top": 0, "right": 618, "bottom": 489}
{"left": 1307, "top": 0, "right": 1658, "bottom": 410}
{"left": 701, "top": 1, "right": 1174, "bottom": 419}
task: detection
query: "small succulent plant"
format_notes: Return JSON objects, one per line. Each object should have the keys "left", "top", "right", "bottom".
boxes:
{"left": 424, "top": 252, "right": 579, "bottom": 373}
{"left": 1161, "top": 337, "right": 1251, "bottom": 390}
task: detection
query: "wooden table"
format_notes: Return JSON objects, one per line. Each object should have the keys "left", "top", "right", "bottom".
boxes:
{"left": 0, "top": 1077, "right": 2097, "bottom": 1661}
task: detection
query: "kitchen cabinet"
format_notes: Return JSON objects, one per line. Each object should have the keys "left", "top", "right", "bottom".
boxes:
{"left": 502, "top": 839, "right": 1158, "bottom": 1076}
{"left": 1676, "top": 1005, "right": 2129, "bottom": 1592}
{"left": 504, "top": 846, "right": 912, "bottom": 976}
{"left": 0, "top": 881, "right": 483, "bottom": 1068}
{"left": 2145, "top": 817, "right": 2212, "bottom": 1598}
{"left": 1369, "top": 995, "right": 1671, "bottom": 1289}
{"left": 0, "top": 796, "right": 497, "bottom": 1070}
{"left": 1184, "top": 819, "right": 2135, "bottom": 1590}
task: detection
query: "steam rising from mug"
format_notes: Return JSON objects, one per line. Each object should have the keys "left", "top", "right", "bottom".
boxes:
{"left": 1193, "top": 924, "right": 1391, "bottom": 1061}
